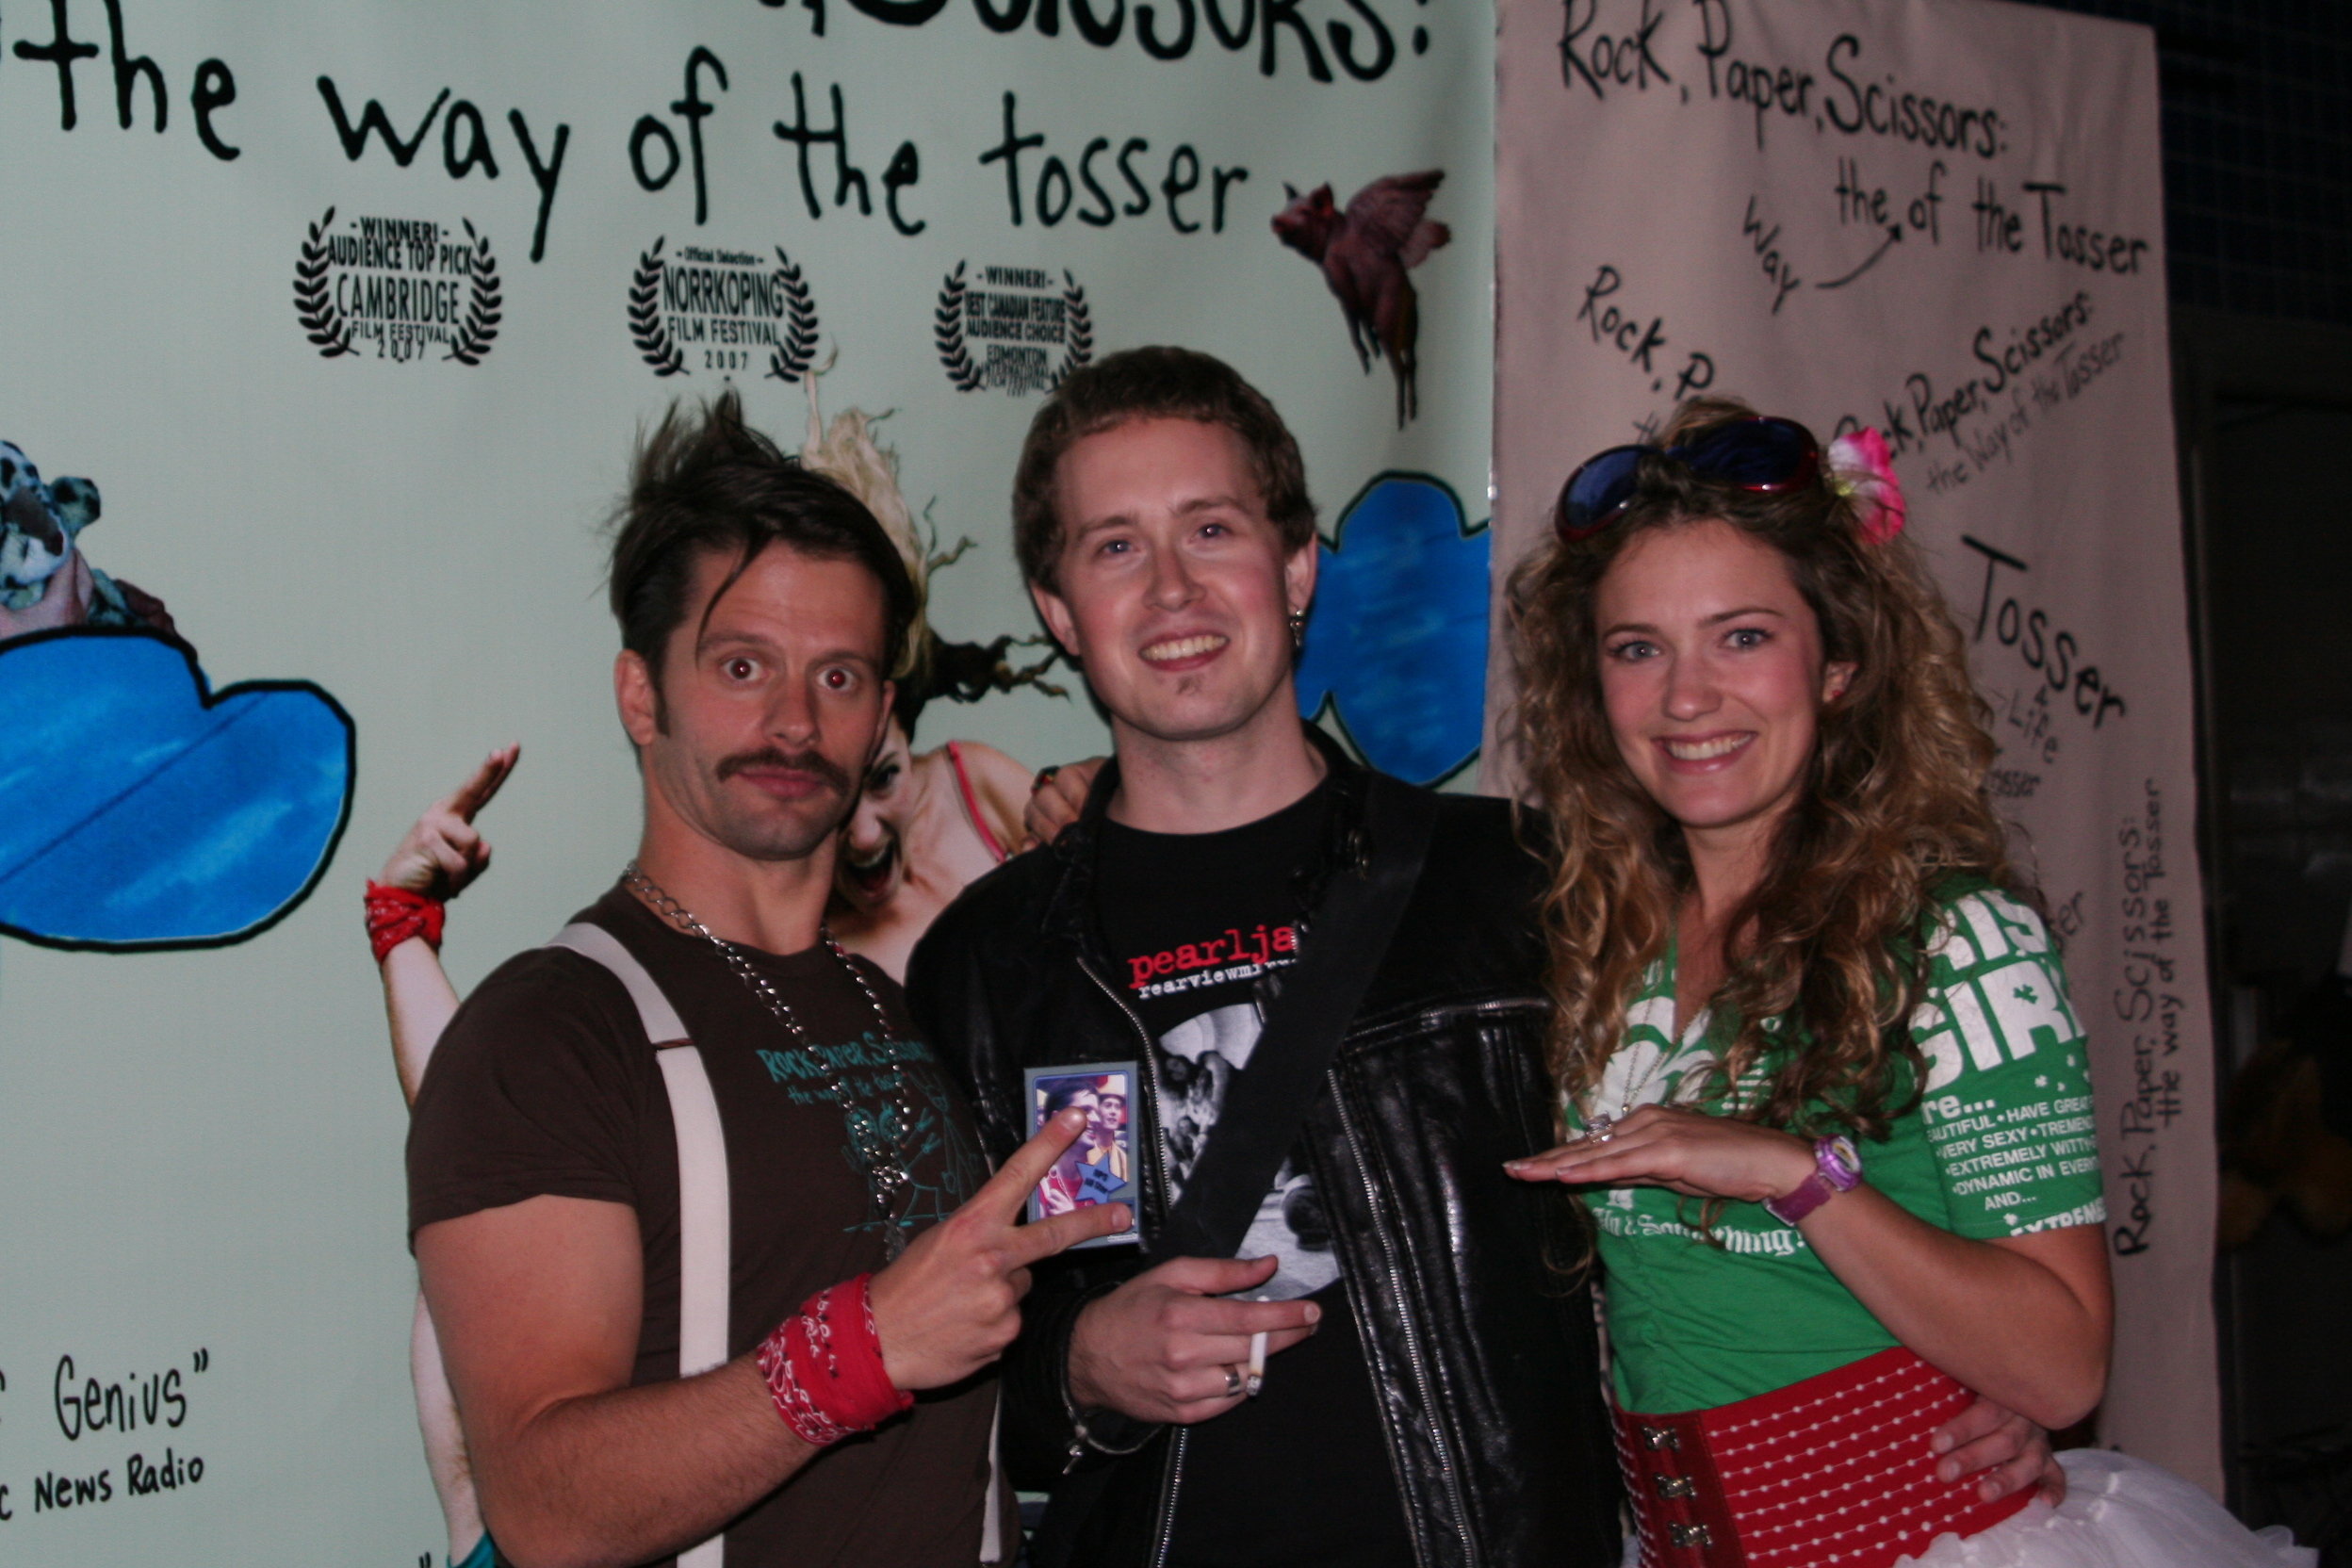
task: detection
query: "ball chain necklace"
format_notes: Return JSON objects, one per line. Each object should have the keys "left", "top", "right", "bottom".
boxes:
{"left": 1583, "top": 957, "right": 1692, "bottom": 1140}
{"left": 1582, "top": 1040, "right": 1677, "bottom": 1143}
{"left": 625, "top": 861, "right": 921, "bottom": 1259}
{"left": 1587, "top": 903, "right": 1744, "bottom": 1139}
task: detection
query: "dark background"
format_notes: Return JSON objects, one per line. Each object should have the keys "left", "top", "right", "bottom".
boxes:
{"left": 2022, "top": 0, "right": 2352, "bottom": 1554}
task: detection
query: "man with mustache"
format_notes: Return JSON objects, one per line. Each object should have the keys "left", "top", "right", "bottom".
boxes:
{"left": 403, "top": 392, "right": 1125, "bottom": 1568}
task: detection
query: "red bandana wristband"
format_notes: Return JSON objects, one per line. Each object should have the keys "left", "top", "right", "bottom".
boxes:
{"left": 755, "top": 1274, "right": 912, "bottom": 1446}
{"left": 365, "top": 882, "right": 447, "bottom": 963}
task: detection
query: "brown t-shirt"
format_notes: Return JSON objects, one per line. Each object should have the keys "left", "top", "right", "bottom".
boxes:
{"left": 408, "top": 884, "right": 998, "bottom": 1568}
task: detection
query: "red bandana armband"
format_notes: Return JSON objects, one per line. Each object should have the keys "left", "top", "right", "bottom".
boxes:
{"left": 755, "top": 1273, "right": 913, "bottom": 1446}
{"left": 365, "top": 881, "right": 447, "bottom": 963}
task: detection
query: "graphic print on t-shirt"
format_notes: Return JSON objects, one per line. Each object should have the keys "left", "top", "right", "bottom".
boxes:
{"left": 751, "top": 1016, "right": 989, "bottom": 1239}
{"left": 408, "top": 885, "right": 1004, "bottom": 1568}
{"left": 1576, "top": 886, "right": 2106, "bottom": 1257}
{"left": 1127, "top": 920, "right": 1299, "bottom": 1003}
{"left": 1091, "top": 783, "right": 1418, "bottom": 1568}
{"left": 1159, "top": 1001, "right": 1339, "bottom": 1300}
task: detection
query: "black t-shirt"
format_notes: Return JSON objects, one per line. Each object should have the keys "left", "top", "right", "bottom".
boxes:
{"left": 1094, "top": 782, "right": 1416, "bottom": 1568}
{"left": 407, "top": 884, "right": 999, "bottom": 1568}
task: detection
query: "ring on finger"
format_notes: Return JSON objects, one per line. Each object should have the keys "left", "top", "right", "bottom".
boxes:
{"left": 1585, "top": 1113, "right": 1617, "bottom": 1145}
{"left": 1222, "top": 1365, "right": 1244, "bottom": 1397}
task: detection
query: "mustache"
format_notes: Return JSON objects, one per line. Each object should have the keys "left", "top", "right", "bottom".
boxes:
{"left": 715, "top": 748, "right": 855, "bottom": 793}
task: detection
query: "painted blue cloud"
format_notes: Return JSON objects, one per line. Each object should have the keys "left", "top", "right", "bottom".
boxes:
{"left": 1297, "top": 473, "right": 1490, "bottom": 786}
{"left": 0, "top": 630, "right": 353, "bottom": 949}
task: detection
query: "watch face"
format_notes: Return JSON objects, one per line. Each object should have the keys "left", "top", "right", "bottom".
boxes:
{"left": 1824, "top": 1135, "right": 1863, "bottom": 1186}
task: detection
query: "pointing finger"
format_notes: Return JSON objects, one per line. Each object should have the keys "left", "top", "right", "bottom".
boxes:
{"left": 442, "top": 746, "right": 515, "bottom": 821}
{"left": 970, "top": 1108, "right": 1091, "bottom": 1222}
{"left": 444, "top": 744, "right": 520, "bottom": 823}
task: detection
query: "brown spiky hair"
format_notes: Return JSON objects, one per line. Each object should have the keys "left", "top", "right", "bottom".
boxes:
{"left": 607, "top": 390, "right": 916, "bottom": 689}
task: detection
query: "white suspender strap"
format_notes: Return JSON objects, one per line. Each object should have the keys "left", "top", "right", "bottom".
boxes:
{"left": 981, "top": 1395, "right": 1010, "bottom": 1563}
{"left": 653, "top": 1049, "right": 734, "bottom": 1380}
{"left": 548, "top": 922, "right": 729, "bottom": 1568}
{"left": 550, "top": 921, "right": 689, "bottom": 1043}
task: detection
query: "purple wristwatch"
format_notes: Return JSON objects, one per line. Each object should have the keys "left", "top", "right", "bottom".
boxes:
{"left": 1763, "top": 1135, "right": 1864, "bottom": 1225}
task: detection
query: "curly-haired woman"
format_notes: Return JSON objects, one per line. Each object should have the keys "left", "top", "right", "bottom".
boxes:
{"left": 1504, "top": 400, "right": 2309, "bottom": 1568}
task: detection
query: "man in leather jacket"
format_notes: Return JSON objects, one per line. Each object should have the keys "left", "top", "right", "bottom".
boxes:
{"left": 906, "top": 347, "right": 1622, "bottom": 1568}
{"left": 908, "top": 348, "right": 2059, "bottom": 1568}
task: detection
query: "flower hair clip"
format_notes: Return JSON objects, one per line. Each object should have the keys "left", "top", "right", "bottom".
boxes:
{"left": 1825, "top": 427, "right": 1906, "bottom": 545}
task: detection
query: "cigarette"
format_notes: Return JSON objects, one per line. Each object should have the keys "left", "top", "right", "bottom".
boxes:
{"left": 1246, "top": 1331, "right": 1267, "bottom": 1396}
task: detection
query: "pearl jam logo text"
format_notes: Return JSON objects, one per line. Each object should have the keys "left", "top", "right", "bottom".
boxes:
{"left": 628, "top": 237, "right": 820, "bottom": 382}
{"left": 292, "top": 208, "right": 500, "bottom": 364}
{"left": 1126, "top": 923, "right": 1298, "bottom": 1000}
{"left": 936, "top": 263, "right": 1094, "bottom": 397}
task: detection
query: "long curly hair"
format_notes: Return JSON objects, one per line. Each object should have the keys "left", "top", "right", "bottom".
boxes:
{"left": 1508, "top": 399, "right": 2028, "bottom": 1139}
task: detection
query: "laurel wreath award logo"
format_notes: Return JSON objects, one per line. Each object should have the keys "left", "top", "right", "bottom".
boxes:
{"left": 935, "top": 264, "right": 1093, "bottom": 396}
{"left": 629, "top": 237, "right": 821, "bottom": 382}
{"left": 292, "top": 208, "right": 499, "bottom": 365}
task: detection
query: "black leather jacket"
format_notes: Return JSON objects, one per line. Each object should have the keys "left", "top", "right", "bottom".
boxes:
{"left": 906, "top": 746, "right": 1622, "bottom": 1568}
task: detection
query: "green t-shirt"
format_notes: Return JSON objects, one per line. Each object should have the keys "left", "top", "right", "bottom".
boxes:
{"left": 1572, "top": 884, "right": 2106, "bottom": 1414}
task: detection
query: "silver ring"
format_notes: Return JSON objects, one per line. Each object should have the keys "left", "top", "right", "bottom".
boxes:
{"left": 1585, "top": 1113, "right": 1617, "bottom": 1145}
{"left": 1222, "top": 1365, "right": 1244, "bottom": 1397}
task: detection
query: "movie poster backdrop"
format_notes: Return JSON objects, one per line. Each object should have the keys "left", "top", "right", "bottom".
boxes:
{"left": 0, "top": 4, "right": 1492, "bottom": 1560}
{"left": 1490, "top": 0, "right": 2217, "bottom": 1487}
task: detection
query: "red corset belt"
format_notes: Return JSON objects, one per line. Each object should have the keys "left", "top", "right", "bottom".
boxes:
{"left": 1614, "top": 1347, "right": 2033, "bottom": 1568}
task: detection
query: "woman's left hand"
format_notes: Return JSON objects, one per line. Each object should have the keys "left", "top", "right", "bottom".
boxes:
{"left": 1506, "top": 1104, "right": 1821, "bottom": 1204}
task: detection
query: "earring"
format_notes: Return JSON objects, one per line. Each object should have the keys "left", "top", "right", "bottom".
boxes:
{"left": 1287, "top": 608, "right": 1307, "bottom": 651}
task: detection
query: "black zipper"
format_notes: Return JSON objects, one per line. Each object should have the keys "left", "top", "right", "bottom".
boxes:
{"left": 1075, "top": 953, "right": 1188, "bottom": 1568}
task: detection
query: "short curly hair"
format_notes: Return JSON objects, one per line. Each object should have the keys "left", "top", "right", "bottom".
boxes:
{"left": 1010, "top": 346, "right": 1315, "bottom": 592}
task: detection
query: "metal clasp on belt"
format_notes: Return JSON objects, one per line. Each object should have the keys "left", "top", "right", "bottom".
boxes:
{"left": 1638, "top": 1423, "right": 1680, "bottom": 1451}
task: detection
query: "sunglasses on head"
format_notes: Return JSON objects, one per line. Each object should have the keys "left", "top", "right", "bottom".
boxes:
{"left": 1553, "top": 416, "right": 1822, "bottom": 543}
